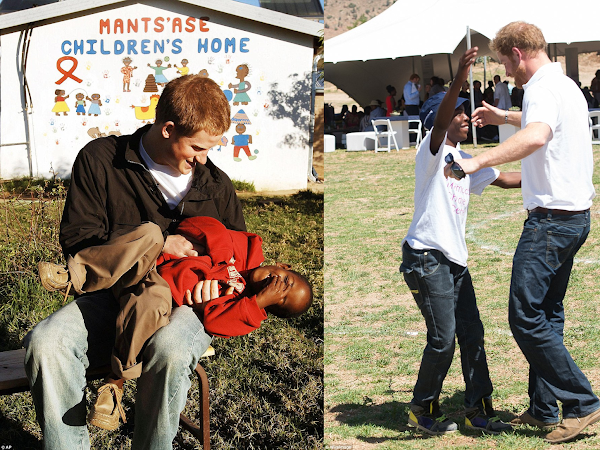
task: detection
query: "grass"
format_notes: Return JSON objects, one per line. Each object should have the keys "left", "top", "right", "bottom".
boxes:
{"left": 0, "top": 184, "right": 323, "bottom": 449}
{"left": 325, "top": 144, "right": 600, "bottom": 450}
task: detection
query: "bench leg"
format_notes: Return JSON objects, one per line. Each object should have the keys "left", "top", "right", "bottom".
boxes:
{"left": 179, "top": 363, "right": 210, "bottom": 449}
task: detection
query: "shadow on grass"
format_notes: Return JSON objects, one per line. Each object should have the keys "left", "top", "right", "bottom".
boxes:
{"left": 328, "top": 390, "right": 584, "bottom": 443}
{"left": 0, "top": 413, "right": 41, "bottom": 449}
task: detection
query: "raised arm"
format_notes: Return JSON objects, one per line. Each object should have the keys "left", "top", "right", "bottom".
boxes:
{"left": 430, "top": 47, "right": 478, "bottom": 152}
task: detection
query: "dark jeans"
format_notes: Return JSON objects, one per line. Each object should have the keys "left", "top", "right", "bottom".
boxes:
{"left": 509, "top": 210, "right": 599, "bottom": 421}
{"left": 400, "top": 243, "right": 493, "bottom": 409}
{"left": 405, "top": 104, "right": 420, "bottom": 116}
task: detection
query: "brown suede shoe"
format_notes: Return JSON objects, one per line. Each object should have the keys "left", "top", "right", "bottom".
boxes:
{"left": 545, "top": 408, "right": 600, "bottom": 444}
{"left": 87, "top": 383, "right": 127, "bottom": 431}
{"left": 510, "top": 411, "right": 559, "bottom": 430}
{"left": 38, "top": 262, "right": 72, "bottom": 295}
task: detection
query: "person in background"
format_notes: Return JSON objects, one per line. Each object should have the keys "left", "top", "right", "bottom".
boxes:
{"left": 403, "top": 74, "right": 421, "bottom": 115}
{"left": 510, "top": 85, "right": 523, "bottom": 110}
{"left": 386, "top": 85, "right": 397, "bottom": 116}
{"left": 493, "top": 75, "right": 512, "bottom": 111}
{"left": 472, "top": 80, "right": 484, "bottom": 108}
{"left": 590, "top": 69, "right": 600, "bottom": 108}
{"left": 484, "top": 80, "right": 495, "bottom": 104}
{"left": 359, "top": 105, "right": 372, "bottom": 132}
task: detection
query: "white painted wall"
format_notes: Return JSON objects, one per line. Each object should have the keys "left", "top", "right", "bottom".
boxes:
{"left": 1, "top": 1, "right": 316, "bottom": 191}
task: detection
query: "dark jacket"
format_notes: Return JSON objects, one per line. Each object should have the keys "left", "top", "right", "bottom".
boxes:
{"left": 59, "top": 124, "right": 246, "bottom": 257}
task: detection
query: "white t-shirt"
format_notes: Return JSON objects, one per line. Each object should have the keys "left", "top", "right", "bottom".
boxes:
{"left": 494, "top": 81, "right": 512, "bottom": 111}
{"left": 521, "top": 62, "right": 595, "bottom": 211}
{"left": 403, "top": 130, "right": 499, "bottom": 267}
{"left": 139, "top": 137, "right": 193, "bottom": 209}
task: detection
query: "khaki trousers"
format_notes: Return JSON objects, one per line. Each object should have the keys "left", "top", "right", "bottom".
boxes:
{"left": 67, "top": 222, "right": 172, "bottom": 379}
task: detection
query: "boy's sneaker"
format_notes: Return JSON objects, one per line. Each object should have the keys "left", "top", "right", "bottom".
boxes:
{"left": 38, "top": 262, "right": 73, "bottom": 299}
{"left": 407, "top": 404, "right": 458, "bottom": 436}
{"left": 465, "top": 397, "right": 513, "bottom": 435}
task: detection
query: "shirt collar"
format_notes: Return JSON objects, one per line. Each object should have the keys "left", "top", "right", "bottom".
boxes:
{"left": 523, "top": 62, "right": 562, "bottom": 91}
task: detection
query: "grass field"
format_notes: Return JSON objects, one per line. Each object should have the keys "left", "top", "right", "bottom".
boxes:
{"left": 325, "top": 144, "right": 600, "bottom": 450}
{"left": 0, "top": 184, "right": 323, "bottom": 449}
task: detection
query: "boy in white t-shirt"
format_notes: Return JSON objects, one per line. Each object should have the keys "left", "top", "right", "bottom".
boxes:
{"left": 401, "top": 47, "right": 521, "bottom": 436}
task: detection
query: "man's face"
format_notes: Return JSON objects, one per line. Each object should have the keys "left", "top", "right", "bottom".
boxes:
{"left": 163, "top": 127, "right": 222, "bottom": 175}
{"left": 498, "top": 51, "right": 528, "bottom": 88}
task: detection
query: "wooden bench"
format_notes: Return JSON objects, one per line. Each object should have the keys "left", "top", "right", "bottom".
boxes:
{"left": 0, "top": 346, "right": 214, "bottom": 449}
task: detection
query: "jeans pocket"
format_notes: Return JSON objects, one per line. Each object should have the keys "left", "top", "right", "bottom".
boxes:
{"left": 403, "top": 269, "right": 425, "bottom": 308}
{"left": 546, "top": 230, "right": 579, "bottom": 269}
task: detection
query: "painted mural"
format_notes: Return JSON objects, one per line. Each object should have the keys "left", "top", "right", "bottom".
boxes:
{"left": 1, "top": 3, "right": 316, "bottom": 190}
{"left": 44, "top": 11, "right": 270, "bottom": 166}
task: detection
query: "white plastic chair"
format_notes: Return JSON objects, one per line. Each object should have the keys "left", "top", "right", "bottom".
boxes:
{"left": 371, "top": 119, "right": 399, "bottom": 152}
{"left": 589, "top": 111, "right": 600, "bottom": 145}
{"left": 408, "top": 118, "right": 422, "bottom": 149}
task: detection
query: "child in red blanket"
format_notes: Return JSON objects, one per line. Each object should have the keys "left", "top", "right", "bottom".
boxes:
{"left": 38, "top": 216, "right": 313, "bottom": 430}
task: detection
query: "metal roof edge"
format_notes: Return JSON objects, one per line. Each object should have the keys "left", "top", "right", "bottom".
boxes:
{"left": 0, "top": 0, "right": 323, "bottom": 37}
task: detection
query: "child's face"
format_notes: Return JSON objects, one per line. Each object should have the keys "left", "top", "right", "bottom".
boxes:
{"left": 448, "top": 105, "right": 469, "bottom": 144}
{"left": 248, "top": 265, "right": 310, "bottom": 318}
{"left": 236, "top": 123, "right": 246, "bottom": 134}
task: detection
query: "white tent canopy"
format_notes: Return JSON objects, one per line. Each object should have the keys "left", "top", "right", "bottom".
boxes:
{"left": 325, "top": 0, "right": 600, "bottom": 107}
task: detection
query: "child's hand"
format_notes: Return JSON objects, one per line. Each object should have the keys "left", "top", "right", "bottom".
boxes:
{"left": 184, "top": 280, "right": 234, "bottom": 312}
{"left": 457, "top": 47, "right": 478, "bottom": 80}
{"left": 255, "top": 275, "right": 292, "bottom": 308}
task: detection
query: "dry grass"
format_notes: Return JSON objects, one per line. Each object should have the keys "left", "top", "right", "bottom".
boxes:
{"left": 325, "top": 144, "right": 600, "bottom": 449}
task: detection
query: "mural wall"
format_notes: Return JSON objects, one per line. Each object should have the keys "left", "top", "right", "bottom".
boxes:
{"left": 0, "top": 2, "right": 316, "bottom": 191}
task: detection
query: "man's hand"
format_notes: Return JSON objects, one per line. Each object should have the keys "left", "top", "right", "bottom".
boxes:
{"left": 255, "top": 275, "right": 292, "bottom": 309}
{"left": 163, "top": 234, "right": 205, "bottom": 257}
{"left": 184, "top": 280, "right": 235, "bottom": 313}
{"left": 471, "top": 101, "right": 504, "bottom": 127}
{"left": 444, "top": 157, "right": 479, "bottom": 179}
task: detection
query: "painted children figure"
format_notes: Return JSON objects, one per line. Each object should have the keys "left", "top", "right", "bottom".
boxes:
{"left": 121, "top": 57, "right": 137, "bottom": 92}
{"left": 174, "top": 59, "right": 190, "bottom": 76}
{"left": 148, "top": 59, "right": 172, "bottom": 86}
{"left": 229, "top": 64, "right": 252, "bottom": 105}
{"left": 86, "top": 93, "right": 102, "bottom": 116}
{"left": 38, "top": 217, "right": 313, "bottom": 430}
{"left": 400, "top": 47, "right": 521, "bottom": 436}
{"left": 52, "top": 89, "right": 70, "bottom": 116}
{"left": 232, "top": 123, "right": 256, "bottom": 161}
{"left": 74, "top": 93, "right": 86, "bottom": 115}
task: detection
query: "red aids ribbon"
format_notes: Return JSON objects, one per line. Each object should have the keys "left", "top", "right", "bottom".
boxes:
{"left": 56, "top": 56, "right": 83, "bottom": 85}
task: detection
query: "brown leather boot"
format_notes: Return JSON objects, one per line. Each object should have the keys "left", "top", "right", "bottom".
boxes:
{"left": 510, "top": 411, "right": 558, "bottom": 430}
{"left": 545, "top": 408, "right": 600, "bottom": 443}
{"left": 38, "top": 262, "right": 73, "bottom": 301}
{"left": 87, "top": 382, "right": 127, "bottom": 431}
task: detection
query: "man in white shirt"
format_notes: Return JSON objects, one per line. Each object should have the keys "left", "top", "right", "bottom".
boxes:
{"left": 401, "top": 47, "right": 520, "bottom": 437}
{"left": 451, "top": 21, "right": 600, "bottom": 444}
{"left": 493, "top": 75, "right": 512, "bottom": 111}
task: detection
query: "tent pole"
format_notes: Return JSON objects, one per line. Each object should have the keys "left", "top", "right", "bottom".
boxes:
{"left": 483, "top": 56, "right": 487, "bottom": 87}
{"left": 446, "top": 54, "right": 453, "bottom": 81}
{"left": 467, "top": 26, "right": 477, "bottom": 147}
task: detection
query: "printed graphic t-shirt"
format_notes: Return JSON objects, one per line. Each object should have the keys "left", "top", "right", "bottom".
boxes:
{"left": 403, "top": 130, "right": 499, "bottom": 267}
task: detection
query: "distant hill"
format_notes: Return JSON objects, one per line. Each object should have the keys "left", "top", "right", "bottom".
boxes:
{"left": 324, "top": 0, "right": 395, "bottom": 40}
